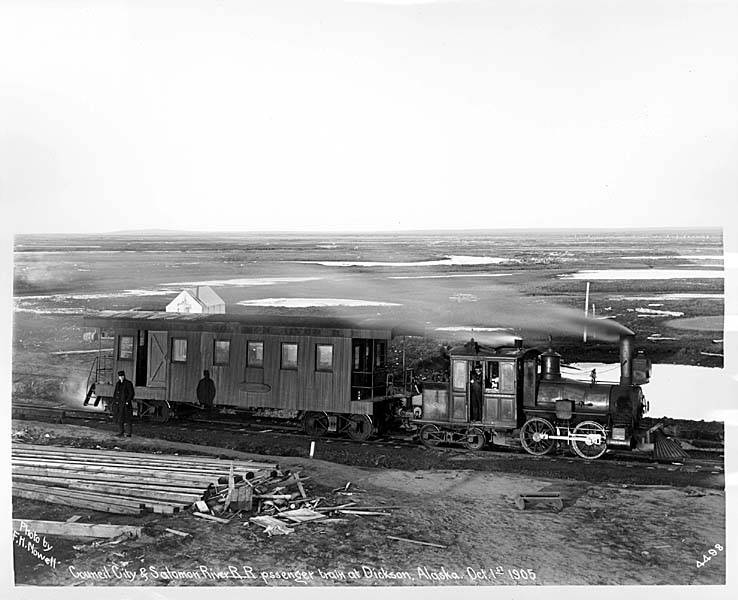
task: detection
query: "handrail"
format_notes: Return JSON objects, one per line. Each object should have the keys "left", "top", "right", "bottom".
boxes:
{"left": 86, "top": 355, "right": 98, "bottom": 391}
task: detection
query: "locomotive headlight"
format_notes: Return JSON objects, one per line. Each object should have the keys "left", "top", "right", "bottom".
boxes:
{"left": 612, "top": 427, "right": 626, "bottom": 441}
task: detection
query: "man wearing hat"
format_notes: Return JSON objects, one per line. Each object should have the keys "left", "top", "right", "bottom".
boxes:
{"left": 112, "top": 370, "right": 135, "bottom": 437}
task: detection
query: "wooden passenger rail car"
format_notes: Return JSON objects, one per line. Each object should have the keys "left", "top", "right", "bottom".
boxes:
{"left": 83, "top": 310, "right": 409, "bottom": 440}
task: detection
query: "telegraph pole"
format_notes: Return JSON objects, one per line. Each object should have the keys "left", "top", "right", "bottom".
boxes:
{"left": 583, "top": 281, "right": 590, "bottom": 342}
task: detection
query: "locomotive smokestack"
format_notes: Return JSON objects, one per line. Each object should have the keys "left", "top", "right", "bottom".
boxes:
{"left": 619, "top": 334, "right": 634, "bottom": 386}
{"left": 541, "top": 347, "right": 562, "bottom": 380}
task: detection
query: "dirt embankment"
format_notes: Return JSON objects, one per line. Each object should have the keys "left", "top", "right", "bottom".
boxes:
{"left": 11, "top": 421, "right": 726, "bottom": 587}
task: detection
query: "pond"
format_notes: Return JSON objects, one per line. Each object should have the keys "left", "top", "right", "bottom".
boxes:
{"left": 561, "top": 269, "right": 724, "bottom": 280}
{"left": 568, "top": 363, "right": 736, "bottom": 422}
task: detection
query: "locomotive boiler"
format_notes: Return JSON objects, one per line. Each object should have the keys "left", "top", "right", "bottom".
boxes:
{"left": 411, "top": 334, "right": 651, "bottom": 459}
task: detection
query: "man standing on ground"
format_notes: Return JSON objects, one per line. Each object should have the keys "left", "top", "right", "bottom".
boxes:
{"left": 196, "top": 370, "right": 216, "bottom": 411}
{"left": 113, "top": 370, "right": 135, "bottom": 437}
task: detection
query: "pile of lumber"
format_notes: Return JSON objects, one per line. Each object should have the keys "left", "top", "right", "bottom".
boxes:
{"left": 11, "top": 444, "right": 278, "bottom": 516}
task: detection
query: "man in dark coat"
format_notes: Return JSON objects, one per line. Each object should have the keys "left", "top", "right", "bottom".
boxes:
{"left": 112, "top": 370, "right": 135, "bottom": 437}
{"left": 196, "top": 370, "right": 216, "bottom": 411}
{"left": 469, "top": 365, "right": 483, "bottom": 422}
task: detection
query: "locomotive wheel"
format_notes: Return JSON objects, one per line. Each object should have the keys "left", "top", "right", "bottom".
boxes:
{"left": 419, "top": 424, "right": 443, "bottom": 448}
{"left": 572, "top": 421, "right": 608, "bottom": 460}
{"left": 520, "top": 417, "right": 555, "bottom": 456}
{"left": 347, "top": 414, "right": 373, "bottom": 442}
{"left": 464, "top": 427, "right": 486, "bottom": 451}
{"left": 303, "top": 412, "right": 329, "bottom": 438}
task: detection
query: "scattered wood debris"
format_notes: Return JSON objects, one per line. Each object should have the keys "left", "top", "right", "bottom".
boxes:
{"left": 164, "top": 528, "right": 190, "bottom": 538}
{"left": 193, "top": 512, "right": 232, "bottom": 524}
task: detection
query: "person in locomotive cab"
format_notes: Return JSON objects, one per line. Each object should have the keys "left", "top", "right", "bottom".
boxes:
{"left": 112, "top": 370, "right": 134, "bottom": 437}
{"left": 486, "top": 361, "right": 500, "bottom": 390}
{"left": 197, "top": 370, "right": 216, "bottom": 411}
{"left": 469, "top": 364, "right": 483, "bottom": 422}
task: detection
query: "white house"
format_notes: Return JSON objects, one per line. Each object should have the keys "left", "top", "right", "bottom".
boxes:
{"left": 166, "top": 286, "right": 225, "bottom": 314}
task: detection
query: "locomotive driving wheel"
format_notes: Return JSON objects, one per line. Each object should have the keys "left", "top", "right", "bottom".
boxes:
{"left": 520, "top": 417, "right": 555, "bottom": 456}
{"left": 464, "top": 427, "right": 486, "bottom": 450}
{"left": 571, "top": 421, "right": 608, "bottom": 459}
{"left": 303, "top": 411, "right": 329, "bottom": 438}
{"left": 347, "top": 414, "right": 373, "bottom": 442}
{"left": 419, "top": 424, "right": 443, "bottom": 448}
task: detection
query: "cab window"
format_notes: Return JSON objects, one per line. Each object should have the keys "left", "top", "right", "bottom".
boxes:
{"left": 500, "top": 362, "right": 516, "bottom": 393}
{"left": 452, "top": 361, "right": 468, "bottom": 391}
{"left": 486, "top": 361, "right": 500, "bottom": 390}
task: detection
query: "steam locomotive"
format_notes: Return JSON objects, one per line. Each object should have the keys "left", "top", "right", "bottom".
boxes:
{"left": 410, "top": 334, "right": 651, "bottom": 459}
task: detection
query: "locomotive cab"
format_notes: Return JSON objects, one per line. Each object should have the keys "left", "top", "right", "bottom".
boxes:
{"left": 412, "top": 339, "right": 539, "bottom": 450}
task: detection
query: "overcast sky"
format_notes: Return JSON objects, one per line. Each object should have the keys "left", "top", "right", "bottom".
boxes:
{"left": 1, "top": 0, "right": 737, "bottom": 234}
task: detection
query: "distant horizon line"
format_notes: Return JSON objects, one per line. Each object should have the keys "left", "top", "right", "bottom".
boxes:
{"left": 13, "top": 225, "right": 724, "bottom": 238}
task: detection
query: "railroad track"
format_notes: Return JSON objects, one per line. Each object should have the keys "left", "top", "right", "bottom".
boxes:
{"left": 12, "top": 402, "right": 724, "bottom": 475}
{"left": 12, "top": 402, "right": 110, "bottom": 423}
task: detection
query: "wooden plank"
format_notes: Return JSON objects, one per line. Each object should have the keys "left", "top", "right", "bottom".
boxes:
{"left": 515, "top": 495, "right": 563, "bottom": 511}
{"left": 12, "top": 475, "right": 200, "bottom": 504}
{"left": 13, "top": 482, "right": 146, "bottom": 509}
{"left": 12, "top": 488, "right": 141, "bottom": 515}
{"left": 75, "top": 484, "right": 198, "bottom": 505}
{"left": 164, "top": 528, "right": 190, "bottom": 538}
{"left": 11, "top": 456, "right": 228, "bottom": 477}
{"left": 11, "top": 466, "right": 209, "bottom": 490}
{"left": 12, "top": 519, "right": 141, "bottom": 540}
{"left": 339, "top": 506, "right": 403, "bottom": 510}
{"left": 254, "top": 494, "right": 299, "bottom": 501}
{"left": 231, "top": 485, "right": 252, "bottom": 511}
{"left": 11, "top": 446, "right": 272, "bottom": 471}
{"left": 11, "top": 465, "right": 208, "bottom": 488}
{"left": 11, "top": 456, "right": 244, "bottom": 478}
{"left": 314, "top": 502, "right": 357, "bottom": 512}
{"left": 193, "top": 512, "right": 231, "bottom": 524}
{"left": 520, "top": 492, "right": 561, "bottom": 498}
{"left": 13, "top": 442, "right": 278, "bottom": 469}
{"left": 278, "top": 508, "right": 326, "bottom": 523}
{"left": 11, "top": 469, "right": 213, "bottom": 492}
{"left": 386, "top": 536, "right": 447, "bottom": 549}
{"left": 294, "top": 473, "right": 307, "bottom": 499}
{"left": 224, "top": 464, "right": 235, "bottom": 512}
{"left": 13, "top": 481, "right": 186, "bottom": 512}
{"left": 12, "top": 473, "right": 204, "bottom": 495}
{"left": 337, "top": 510, "right": 391, "bottom": 516}
{"left": 66, "top": 515, "right": 82, "bottom": 523}
{"left": 11, "top": 465, "right": 218, "bottom": 487}
{"left": 13, "top": 444, "right": 278, "bottom": 470}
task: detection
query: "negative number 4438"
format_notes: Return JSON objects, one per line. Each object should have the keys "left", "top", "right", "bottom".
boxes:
{"left": 696, "top": 544, "right": 723, "bottom": 568}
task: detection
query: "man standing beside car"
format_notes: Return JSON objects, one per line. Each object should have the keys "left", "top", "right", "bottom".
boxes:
{"left": 113, "top": 370, "right": 135, "bottom": 437}
{"left": 196, "top": 369, "right": 216, "bottom": 412}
